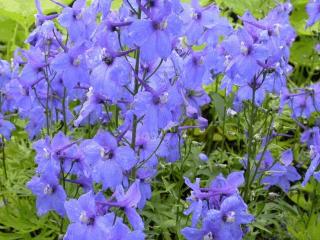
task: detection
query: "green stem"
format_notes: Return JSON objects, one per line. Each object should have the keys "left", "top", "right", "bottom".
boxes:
{"left": 243, "top": 84, "right": 257, "bottom": 201}
{"left": 249, "top": 114, "right": 274, "bottom": 187}
{"left": 131, "top": 8, "right": 141, "bottom": 149}
{"left": 62, "top": 87, "right": 68, "bottom": 135}
{"left": 59, "top": 159, "right": 65, "bottom": 234}
{"left": 1, "top": 137, "right": 7, "bottom": 180}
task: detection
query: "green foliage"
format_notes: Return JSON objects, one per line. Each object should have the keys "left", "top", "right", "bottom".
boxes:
{"left": 0, "top": 130, "right": 64, "bottom": 239}
{"left": 0, "top": 0, "right": 73, "bottom": 59}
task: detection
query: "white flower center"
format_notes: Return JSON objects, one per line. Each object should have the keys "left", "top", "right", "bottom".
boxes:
{"left": 273, "top": 24, "right": 281, "bottom": 36}
{"left": 79, "top": 211, "right": 90, "bottom": 224}
{"left": 160, "top": 92, "right": 169, "bottom": 104}
{"left": 43, "top": 148, "right": 50, "bottom": 158}
{"left": 225, "top": 211, "right": 236, "bottom": 223}
{"left": 240, "top": 42, "right": 248, "bottom": 55}
{"left": 73, "top": 57, "right": 81, "bottom": 66}
{"left": 204, "top": 232, "right": 213, "bottom": 240}
{"left": 43, "top": 184, "right": 53, "bottom": 195}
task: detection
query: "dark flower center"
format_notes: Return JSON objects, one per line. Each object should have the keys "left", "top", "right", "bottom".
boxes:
{"left": 103, "top": 56, "right": 114, "bottom": 66}
{"left": 194, "top": 11, "right": 202, "bottom": 20}
{"left": 79, "top": 211, "right": 95, "bottom": 225}
{"left": 43, "top": 184, "right": 55, "bottom": 195}
{"left": 222, "top": 211, "right": 236, "bottom": 223}
{"left": 104, "top": 150, "right": 114, "bottom": 160}
{"left": 152, "top": 21, "right": 161, "bottom": 30}
{"left": 148, "top": 0, "right": 156, "bottom": 8}
{"left": 152, "top": 95, "right": 161, "bottom": 105}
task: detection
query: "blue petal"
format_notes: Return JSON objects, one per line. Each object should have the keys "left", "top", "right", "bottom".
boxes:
{"left": 125, "top": 207, "right": 144, "bottom": 230}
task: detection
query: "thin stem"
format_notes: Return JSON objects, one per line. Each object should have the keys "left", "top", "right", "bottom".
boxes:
{"left": 62, "top": 87, "right": 68, "bottom": 134}
{"left": 248, "top": 114, "right": 274, "bottom": 187}
{"left": 144, "top": 59, "right": 163, "bottom": 82}
{"left": 131, "top": 7, "right": 142, "bottom": 149}
{"left": 1, "top": 137, "right": 7, "bottom": 180}
{"left": 243, "top": 83, "right": 257, "bottom": 201}
{"left": 136, "top": 132, "right": 167, "bottom": 168}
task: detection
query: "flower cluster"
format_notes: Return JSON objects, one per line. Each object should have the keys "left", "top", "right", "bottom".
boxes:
{"left": 0, "top": 0, "right": 318, "bottom": 239}
{"left": 306, "top": 0, "right": 320, "bottom": 27}
{"left": 18, "top": 0, "right": 232, "bottom": 238}
{"left": 182, "top": 172, "right": 254, "bottom": 240}
{"left": 221, "top": 2, "right": 295, "bottom": 109}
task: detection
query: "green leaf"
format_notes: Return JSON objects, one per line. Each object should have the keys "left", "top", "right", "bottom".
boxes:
{"left": 290, "top": 36, "right": 320, "bottom": 67}
{"left": 290, "top": 1, "right": 320, "bottom": 36}
{"left": 214, "top": 0, "right": 277, "bottom": 18}
{"left": 211, "top": 92, "right": 225, "bottom": 121}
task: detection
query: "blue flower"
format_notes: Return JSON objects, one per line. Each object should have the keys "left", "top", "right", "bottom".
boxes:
{"left": 182, "top": 195, "right": 253, "bottom": 240}
{"left": 52, "top": 43, "right": 90, "bottom": 91}
{"left": 306, "top": 0, "right": 320, "bottom": 27}
{"left": 128, "top": 7, "right": 182, "bottom": 61}
{"left": 58, "top": 0, "right": 96, "bottom": 42}
{"left": 0, "top": 114, "right": 15, "bottom": 140}
{"left": 64, "top": 191, "right": 114, "bottom": 240}
{"left": 202, "top": 195, "right": 254, "bottom": 240}
{"left": 27, "top": 169, "right": 66, "bottom": 216}
{"left": 262, "top": 149, "right": 301, "bottom": 192}
{"left": 85, "top": 131, "right": 137, "bottom": 189}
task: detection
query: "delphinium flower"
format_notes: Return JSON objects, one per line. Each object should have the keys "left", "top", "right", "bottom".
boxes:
{"left": 221, "top": 3, "right": 295, "bottom": 109}
{"left": 64, "top": 187, "right": 144, "bottom": 240}
{"left": 241, "top": 151, "right": 274, "bottom": 178}
{"left": 283, "top": 87, "right": 320, "bottom": 187}
{"left": 7, "top": 0, "right": 301, "bottom": 239}
{"left": 52, "top": 43, "right": 90, "bottom": 91}
{"left": 27, "top": 20, "right": 63, "bottom": 51}
{"left": 0, "top": 60, "right": 16, "bottom": 140}
{"left": 83, "top": 130, "right": 137, "bottom": 189}
{"left": 302, "top": 135, "right": 320, "bottom": 186}
{"left": 280, "top": 83, "right": 320, "bottom": 121}
{"left": 132, "top": 81, "right": 180, "bottom": 134}
{"left": 181, "top": 0, "right": 232, "bottom": 46}
{"left": 0, "top": 114, "right": 15, "bottom": 140}
{"left": 198, "top": 152, "right": 208, "bottom": 162}
{"left": 306, "top": 0, "right": 320, "bottom": 27}
{"left": 27, "top": 165, "right": 66, "bottom": 216}
{"left": 301, "top": 126, "right": 320, "bottom": 146}
{"left": 182, "top": 172, "right": 253, "bottom": 240}
{"left": 58, "top": 0, "right": 97, "bottom": 42}
{"left": 288, "top": 89, "right": 316, "bottom": 119}
{"left": 19, "top": 48, "right": 46, "bottom": 88}
{"left": 0, "top": 60, "right": 11, "bottom": 86}
{"left": 280, "top": 84, "right": 320, "bottom": 187}
{"left": 128, "top": 0, "right": 183, "bottom": 62}
{"left": 262, "top": 149, "right": 301, "bottom": 192}
{"left": 202, "top": 195, "right": 253, "bottom": 240}
{"left": 181, "top": 49, "right": 218, "bottom": 89}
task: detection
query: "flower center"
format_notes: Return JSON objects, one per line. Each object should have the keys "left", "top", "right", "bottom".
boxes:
{"left": 102, "top": 56, "right": 114, "bottom": 66}
{"left": 192, "top": 56, "right": 204, "bottom": 66}
{"left": 240, "top": 42, "right": 249, "bottom": 55}
{"left": 223, "top": 211, "right": 236, "bottom": 223}
{"left": 43, "top": 184, "right": 53, "bottom": 195}
{"left": 193, "top": 11, "right": 202, "bottom": 20}
{"left": 152, "top": 21, "right": 167, "bottom": 30}
{"left": 204, "top": 232, "right": 213, "bottom": 240}
{"left": 100, "top": 149, "right": 114, "bottom": 160}
{"left": 72, "top": 57, "right": 81, "bottom": 66}
{"left": 43, "top": 148, "right": 50, "bottom": 158}
{"left": 79, "top": 211, "right": 94, "bottom": 225}
{"left": 147, "top": 0, "right": 156, "bottom": 8}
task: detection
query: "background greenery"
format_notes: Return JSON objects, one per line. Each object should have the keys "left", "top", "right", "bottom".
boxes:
{"left": 0, "top": 0, "right": 319, "bottom": 239}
